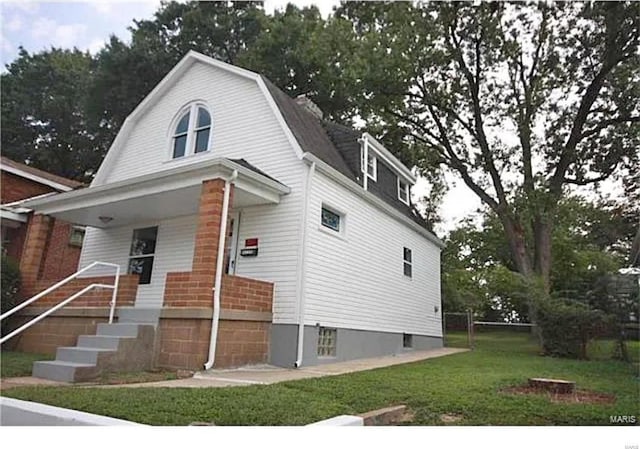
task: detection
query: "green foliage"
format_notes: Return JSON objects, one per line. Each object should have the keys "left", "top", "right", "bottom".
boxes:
{"left": 1, "top": 254, "right": 21, "bottom": 316}
{"left": 1, "top": 48, "right": 102, "bottom": 181}
{"left": 536, "top": 298, "right": 611, "bottom": 359}
{"left": 4, "top": 332, "right": 638, "bottom": 425}
{"left": 442, "top": 196, "right": 629, "bottom": 321}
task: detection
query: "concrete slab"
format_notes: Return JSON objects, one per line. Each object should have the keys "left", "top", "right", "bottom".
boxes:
{"left": 94, "top": 346, "right": 468, "bottom": 389}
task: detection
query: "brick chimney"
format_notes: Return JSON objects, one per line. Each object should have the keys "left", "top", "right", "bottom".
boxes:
{"left": 295, "top": 94, "right": 323, "bottom": 120}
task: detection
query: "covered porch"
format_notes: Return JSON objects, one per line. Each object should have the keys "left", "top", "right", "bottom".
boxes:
{"left": 13, "top": 158, "right": 290, "bottom": 370}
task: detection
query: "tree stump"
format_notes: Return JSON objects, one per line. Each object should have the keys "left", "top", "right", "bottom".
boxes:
{"left": 528, "top": 378, "right": 575, "bottom": 394}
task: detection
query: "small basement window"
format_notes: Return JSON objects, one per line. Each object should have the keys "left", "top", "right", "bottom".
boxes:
{"left": 128, "top": 226, "right": 158, "bottom": 284}
{"left": 317, "top": 327, "right": 337, "bottom": 357}
{"left": 68, "top": 226, "right": 85, "bottom": 247}
{"left": 403, "top": 333, "right": 413, "bottom": 348}
{"left": 398, "top": 178, "right": 410, "bottom": 205}
{"left": 321, "top": 205, "right": 342, "bottom": 232}
{"left": 403, "top": 247, "right": 412, "bottom": 278}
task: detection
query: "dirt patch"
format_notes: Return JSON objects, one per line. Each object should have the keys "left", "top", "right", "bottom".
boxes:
{"left": 440, "top": 413, "right": 464, "bottom": 423}
{"left": 502, "top": 385, "right": 616, "bottom": 404}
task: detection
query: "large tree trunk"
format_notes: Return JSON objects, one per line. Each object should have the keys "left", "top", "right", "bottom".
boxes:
{"left": 533, "top": 216, "right": 553, "bottom": 292}
{"left": 500, "top": 215, "right": 533, "bottom": 277}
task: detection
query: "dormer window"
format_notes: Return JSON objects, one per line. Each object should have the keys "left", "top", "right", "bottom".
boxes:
{"left": 360, "top": 147, "right": 377, "bottom": 181}
{"left": 171, "top": 104, "right": 212, "bottom": 159}
{"left": 398, "top": 178, "right": 410, "bottom": 205}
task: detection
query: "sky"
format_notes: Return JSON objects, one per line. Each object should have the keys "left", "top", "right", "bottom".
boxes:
{"left": 0, "top": 0, "right": 481, "bottom": 235}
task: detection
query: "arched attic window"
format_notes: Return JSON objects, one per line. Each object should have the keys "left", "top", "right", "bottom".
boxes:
{"left": 171, "top": 104, "right": 212, "bottom": 159}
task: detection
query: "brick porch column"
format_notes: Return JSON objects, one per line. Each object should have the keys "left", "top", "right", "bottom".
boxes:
{"left": 19, "top": 214, "right": 53, "bottom": 297}
{"left": 163, "top": 178, "right": 234, "bottom": 307}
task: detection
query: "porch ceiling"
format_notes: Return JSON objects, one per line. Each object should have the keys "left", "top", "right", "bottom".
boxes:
{"left": 21, "top": 158, "right": 290, "bottom": 228}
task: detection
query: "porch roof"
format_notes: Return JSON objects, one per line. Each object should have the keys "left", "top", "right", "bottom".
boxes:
{"left": 21, "top": 158, "right": 290, "bottom": 228}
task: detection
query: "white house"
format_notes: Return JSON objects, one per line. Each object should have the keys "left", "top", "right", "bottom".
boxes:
{"left": 18, "top": 51, "right": 444, "bottom": 381}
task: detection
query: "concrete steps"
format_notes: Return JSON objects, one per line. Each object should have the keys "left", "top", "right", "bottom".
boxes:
{"left": 32, "top": 323, "right": 155, "bottom": 383}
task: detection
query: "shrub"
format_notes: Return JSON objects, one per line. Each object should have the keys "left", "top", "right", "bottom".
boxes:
{"left": 535, "top": 298, "right": 611, "bottom": 359}
{"left": 1, "top": 254, "right": 21, "bottom": 316}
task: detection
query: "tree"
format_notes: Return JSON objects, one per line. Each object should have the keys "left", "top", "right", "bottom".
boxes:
{"left": 337, "top": 2, "right": 640, "bottom": 300}
{"left": 88, "top": 1, "right": 267, "bottom": 149}
{"left": 442, "top": 195, "right": 630, "bottom": 321}
{"left": 1, "top": 48, "right": 102, "bottom": 181}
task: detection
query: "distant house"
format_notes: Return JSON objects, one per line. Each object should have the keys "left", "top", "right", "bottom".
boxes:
{"left": 14, "top": 51, "right": 444, "bottom": 381}
{"left": 0, "top": 156, "right": 85, "bottom": 283}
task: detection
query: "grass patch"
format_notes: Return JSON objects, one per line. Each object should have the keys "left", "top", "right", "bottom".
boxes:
{"left": 1, "top": 351, "right": 53, "bottom": 378}
{"left": 3, "top": 332, "right": 639, "bottom": 425}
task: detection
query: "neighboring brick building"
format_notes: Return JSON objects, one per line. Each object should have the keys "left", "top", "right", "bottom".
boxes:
{"left": 0, "top": 156, "right": 85, "bottom": 290}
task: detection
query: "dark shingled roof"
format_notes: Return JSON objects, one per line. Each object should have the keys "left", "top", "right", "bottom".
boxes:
{"left": 229, "top": 158, "right": 286, "bottom": 187}
{"left": 261, "top": 76, "right": 355, "bottom": 180}
{"left": 0, "top": 156, "right": 85, "bottom": 190}
{"left": 262, "top": 76, "right": 432, "bottom": 231}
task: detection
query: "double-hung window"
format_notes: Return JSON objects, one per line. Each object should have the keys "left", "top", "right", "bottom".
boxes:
{"left": 361, "top": 147, "right": 377, "bottom": 181}
{"left": 398, "top": 178, "right": 410, "bottom": 205}
{"left": 172, "top": 104, "right": 212, "bottom": 159}
{"left": 403, "top": 247, "right": 412, "bottom": 278}
{"left": 128, "top": 227, "right": 158, "bottom": 284}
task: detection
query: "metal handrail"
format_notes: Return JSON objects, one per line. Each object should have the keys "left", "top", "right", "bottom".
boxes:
{"left": 0, "top": 261, "right": 120, "bottom": 344}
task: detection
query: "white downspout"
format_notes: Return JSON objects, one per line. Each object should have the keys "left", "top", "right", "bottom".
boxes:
{"left": 204, "top": 169, "right": 238, "bottom": 370}
{"left": 294, "top": 157, "right": 316, "bottom": 368}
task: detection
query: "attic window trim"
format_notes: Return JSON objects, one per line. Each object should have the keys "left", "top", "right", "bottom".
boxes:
{"left": 398, "top": 178, "right": 410, "bottom": 205}
{"left": 360, "top": 145, "right": 377, "bottom": 182}
{"left": 169, "top": 102, "right": 213, "bottom": 160}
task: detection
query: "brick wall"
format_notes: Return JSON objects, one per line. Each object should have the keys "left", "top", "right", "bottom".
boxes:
{"left": 41, "top": 220, "right": 82, "bottom": 280}
{"left": 8, "top": 314, "right": 109, "bottom": 355}
{"left": 162, "top": 179, "right": 234, "bottom": 308}
{"left": 0, "top": 171, "right": 55, "bottom": 204}
{"left": 157, "top": 316, "right": 270, "bottom": 370}
{"left": 164, "top": 273, "right": 274, "bottom": 311}
{"left": 157, "top": 317, "right": 211, "bottom": 369}
{"left": 31, "top": 274, "right": 139, "bottom": 307}
{"left": 220, "top": 275, "right": 273, "bottom": 312}
{"left": 16, "top": 214, "right": 84, "bottom": 297}
{"left": 216, "top": 320, "right": 270, "bottom": 367}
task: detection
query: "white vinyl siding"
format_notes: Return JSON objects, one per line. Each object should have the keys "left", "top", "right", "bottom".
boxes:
{"left": 78, "top": 214, "right": 198, "bottom": 308}
{"left": 304, "top": 171, "right": 442, "bottom": 337}
{"left": 81, "top": 61, "right": 305, "bottom": 319}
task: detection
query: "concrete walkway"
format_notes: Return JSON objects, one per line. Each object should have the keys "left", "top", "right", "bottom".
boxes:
{"left": 0, "top": 347, "right": 467, "bottom": 390}
{"left": 98, "top": 347, "right": 468, "bottom": 389}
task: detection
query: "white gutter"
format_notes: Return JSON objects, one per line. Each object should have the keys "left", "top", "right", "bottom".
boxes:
{"left": 294, "top": 161, "right": 316, "bottom": 368}
{"left": 204, "top": 169, "right": 238, "bottom": 370}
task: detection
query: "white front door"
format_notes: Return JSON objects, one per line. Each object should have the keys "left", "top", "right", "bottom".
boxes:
{"left": 225, "top": 211, "right": 241, "bottom": 274}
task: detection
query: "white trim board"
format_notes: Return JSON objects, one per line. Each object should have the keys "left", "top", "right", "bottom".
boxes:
{"left": 1, "top": 164, "right": 74, "bottom": 192}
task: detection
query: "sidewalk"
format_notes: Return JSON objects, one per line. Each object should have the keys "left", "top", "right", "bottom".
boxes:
{"left": 99, "top": 346, "right": 468, "bottom": 388}
{"left": 0, "top": 347, "right": 468, "bottom": 390}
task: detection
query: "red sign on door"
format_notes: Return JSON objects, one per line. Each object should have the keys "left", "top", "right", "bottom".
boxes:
{"left": 245, "top": 238, "right": 258, "bottom": 247}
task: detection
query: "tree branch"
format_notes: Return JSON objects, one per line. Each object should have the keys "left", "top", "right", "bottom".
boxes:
{"left": 562, "top": 173, "right": 613, "bottom": 186}
{"left": 580, "top": 116, "right": 640, "bottom": 139}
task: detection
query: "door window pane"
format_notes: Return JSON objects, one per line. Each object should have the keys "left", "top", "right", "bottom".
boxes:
{"left": 128, "top": 227, "right": 158, "bottom": 285}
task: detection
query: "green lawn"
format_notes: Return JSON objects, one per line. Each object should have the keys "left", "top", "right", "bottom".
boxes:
{"left": 2, "top": 332, "right": 638, "bottom": 425}
{"left": 1, "top": 351, "right": 53, "bottom": 378}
